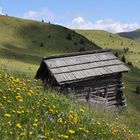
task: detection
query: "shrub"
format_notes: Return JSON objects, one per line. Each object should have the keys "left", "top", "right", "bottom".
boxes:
{"left": 74, "top": 42, "right": 77, "bottom": 45}
{"left": 48, "top": 35, "right": 51, "bottom": 38}
{"left": 66, "top": 33, "right": 72, "bottom": 40}
{"left": 136, "top": 85, "right": 140, "bottom": 94}
{"left": 79, "top": 47, "right": 85, "bottom": 52}
{"left": 40, "top": 42, "right": 44, "bottom": 47}
{"left": 115, "top": 52, "right": 119, "bottom": 57}
{"left": 122, "top": 56, "right": 126, "bottom": 63}
{"left": 79, "top": 39, "right": 85, "bottom": 45}
{"left": 127, "top": 61, "right": 133, "bottom": 67}
{"left": 123, "top": 47, "right": 129, "bottom": 53}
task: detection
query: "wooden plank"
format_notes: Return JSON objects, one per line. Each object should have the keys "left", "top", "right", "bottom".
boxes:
{"left": 64, "top": 73, "right": 72, "bottom": 81}
{"left": 90, "top": 95, "right": 107, "bottom": 101}
{"left": 45, "top": 60, "right": 57, "bottom": 68}
{"left": 107, "top": 100, "right": 119, "bottom": 106}
{"left": 72, "top": 71, "right": 84, "bottom": 79}
{"left": 75, "top": 93, "right": 87, "bottom": 97}
{"left": 107, "top": 93, "right": 117, "bottom": 97}
{"left": 55, "top": 74, "right": 65, "bottom": 83}
{"left": 67, "top": 72, "right": 77, "bottom": 81}
{"left": 60, "top": 73, "right": 68, "bottom": 81}
{"left": 108, "top": 96, "right": 117, "bottom": 101}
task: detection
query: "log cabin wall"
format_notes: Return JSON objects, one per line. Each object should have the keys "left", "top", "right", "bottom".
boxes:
{"left": 60, "top": 73, "right": 125, "bottom": 107}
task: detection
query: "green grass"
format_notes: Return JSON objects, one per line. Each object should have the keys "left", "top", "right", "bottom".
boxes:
{"left": 0, "top": 68, "right": 140, "bottom": 140}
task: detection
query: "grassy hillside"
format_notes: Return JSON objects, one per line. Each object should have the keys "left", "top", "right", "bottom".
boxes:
{"left": 76, "top": 30, "right": 140, "bottom": 69}
{"left": 117, "top": 29, "right": 140, "bottom": 41}
{"left": 0, "top": 68, "right": 140, "bottom": 140}
{"left": 0, "top": 15, "right": 99, "bottom": 74}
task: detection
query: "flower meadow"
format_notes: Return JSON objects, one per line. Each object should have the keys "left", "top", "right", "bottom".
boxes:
{"left": 0, "top": 68, "right": 140, "bottom": 140}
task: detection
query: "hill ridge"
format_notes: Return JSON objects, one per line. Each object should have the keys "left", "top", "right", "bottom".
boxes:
{"left": 117, "top": 28, "right": 140, "bottom": 41}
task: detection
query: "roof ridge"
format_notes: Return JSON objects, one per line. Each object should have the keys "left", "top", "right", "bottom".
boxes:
{"left": 43, "top": 49, "right": 111, "bottom": 60}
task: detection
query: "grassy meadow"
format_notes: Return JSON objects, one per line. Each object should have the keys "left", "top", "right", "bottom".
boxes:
{"left": 0, "top": 15, "right": 140, "bottom": 139}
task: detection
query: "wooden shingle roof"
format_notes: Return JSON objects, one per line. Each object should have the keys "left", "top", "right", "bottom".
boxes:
{"left": 41, "top": 50, "right": 129, "bottom": 85}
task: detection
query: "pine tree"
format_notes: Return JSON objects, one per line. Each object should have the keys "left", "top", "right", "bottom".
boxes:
{"left": 122, "top": 56, "right": 126, "bottom": 63}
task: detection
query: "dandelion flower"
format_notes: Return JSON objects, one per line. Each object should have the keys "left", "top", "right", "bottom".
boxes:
{"left": 58, "top": 118, "right": 63, "bottom": 123}
{"left": 80, "top": 108, "right": 85, "bottom": 113}
{"left": 16, "top": 87, "right": 20, "bottom": 92}
{"left": 19, "top": 99, "right": 23, "bottom": 102}
{"left": 16, "top": 123, "right": 22, "bottom": 129}
{"left": 68, "top": 129, "right": 75, "bottom": 134}
{"left": 34, "top": 118, "right": 38, "bottom": 122}
{"left": 17, "top": 111, "right": 22, "bottom": 114}
{"left": 27, "top": 80, "right": 31, "bottom": 83}
{"left": 5, "top": 114, "right": 11, "bottom": 117}
{"left": 33, "top": 123, "right": 38, "bottom": 127}
{"left": 7, "top": 121, "right": 12, "bottom": 125}
{"left": 59, "top": 134, "right": 69, "bottom": 139}
{"left": 63, "top": 135, "right": 69, "bottom": 139}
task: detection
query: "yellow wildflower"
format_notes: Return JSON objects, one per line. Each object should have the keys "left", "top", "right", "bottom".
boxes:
{"left": 80, "top": 108, "right": 85, "bottom": 113}
{"left": 68, "top": 129, "right": 75, "bottom": 134}
{"left": 15, "top": 95, "right": 22, "bottom": 100}
{"left": 16, "top": 123, "right": 22, "bottom": 129}
{"left": 16, "top": 87, "right": 20, "bottom": 92}
{"left": 63, "top": 135, "right": 69, "bottom": 139}
{"left": 7, "top": 121, "right": 12, "bottom": 125}
{"left": 138, "top": 133, "right": 140, "bottom": 139}
{"left": 22, "top": 83, "right": 26, "bottom": 87}
{"left": 17, "top": 111, "right": 22, "bottom": 114}
{"left": 12, "top": 110, "right": 16, "bottom": 113}
{"left": 5, "top": 114, "right": 11, "bottom": 117}
{"left": 28, "top": 90, "right": 33, "bottom": 96}
{"left": 19, "top": 99, "right": 23, "bottom": 102}
{"left": 58, "top": 118, "right": 63, "bottom": 123}
{"left": 27, "top": 80, "right": 31, "bottom": 84}
{"left": 34, "top": 118, "right": 38, "bottom": 122}
{"left": 3, "top": 96, "right": 6, "bottom": 99}
{"left": 7, "top": 100, "right": 11, "bottom": 103}
{"left": 59, "top": 134, "right": 69, "bottom": 139}
{"left": 15, "top": 78, "right": 20, "bottom": 84}
{"left": 20, "top": 132, "right": 26, "bottom": 136}
{"left": 33, "top": 123, "right": 38, "bottom": 127}
{"left": 79, "top": 127, "right": 85, "bottom": 131}
{"left": 29, "top": 131, "right": 33, "bottom": 135}
{"left": 21, "top": 110, "right": 24, "bottom": 113}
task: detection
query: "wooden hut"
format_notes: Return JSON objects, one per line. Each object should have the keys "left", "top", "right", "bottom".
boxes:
{"left": 35, "top": 50, "right": 129, "bottom": 108}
